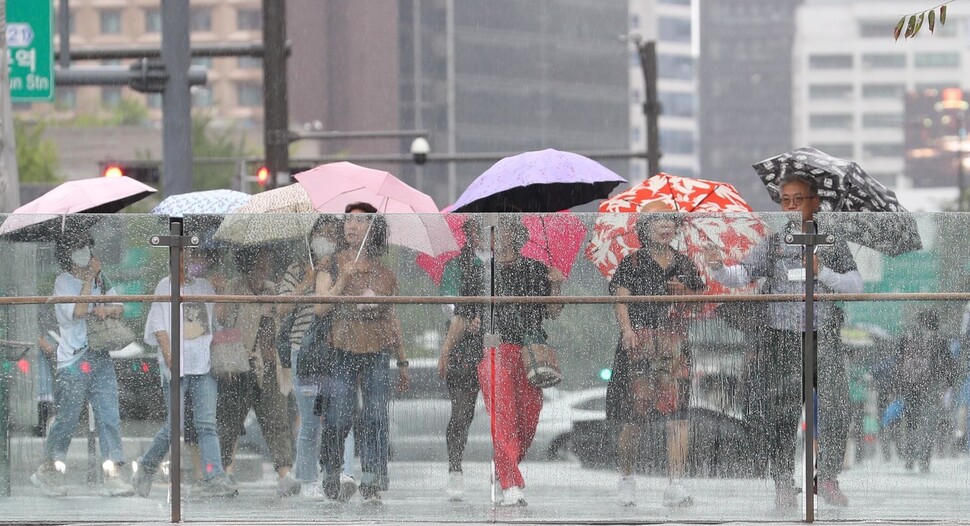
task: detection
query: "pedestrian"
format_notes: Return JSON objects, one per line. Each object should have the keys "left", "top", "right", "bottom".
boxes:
{"left": 705, "top": 173, "right": 862, "bottom": 509}
{"left": 896, "top": 309, "right": 959, "bottom": 472}
{"left": 215, "top": 245, "right": 299, "bottom": 497}
{"left": 284, "top": 216, "right": 357, "bottom": 499}
{"left": 132, "top": 250, "right": 237, "bottom": 499}
{"left": 318, "top": 202, "right": 410, "bottom": 504}
{"left": 30, "top": 233, "right": 135, "bottom": 498}
{"left": 480, "top": 216, "right": 564, "bottom": 507}
{"left": 607, "top": 215, "right": 704, "bottom": 507}
{"left": 437, "top": 218, "right": 487, "bottom": 501}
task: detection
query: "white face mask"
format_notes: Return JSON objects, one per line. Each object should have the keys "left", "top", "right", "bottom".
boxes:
{"left": 475, "top": 250, "right": 491, "bottom": 262}
{"left": 311, "top": 237, "right": 337, "bottom": 259}
{"left": 70, "top": 246, "right": 92, "bottom": 268}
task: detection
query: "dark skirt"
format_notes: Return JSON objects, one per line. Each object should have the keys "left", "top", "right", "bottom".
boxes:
{"left": 605, "top": 335, "right": 692, "bottom": 424}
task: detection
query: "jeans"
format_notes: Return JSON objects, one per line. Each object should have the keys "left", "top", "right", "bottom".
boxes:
{"left": 45, "top": 350, "right": 125, "bottom": 464}
{"left": 319, "top": 349, "right": 390, "bottom": 490}
{"left": 138, "top": 373, "right": 225, "bottom": 480}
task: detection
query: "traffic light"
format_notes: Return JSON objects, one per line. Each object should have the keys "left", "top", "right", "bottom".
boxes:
{"left": 99, "top": 161, "right": 161, "bottom": 184}
{"left": 256, "top": 165, "right": 270, "bottom": 187}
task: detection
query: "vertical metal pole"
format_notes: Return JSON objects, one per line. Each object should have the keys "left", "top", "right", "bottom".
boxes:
{"left": 445, "top": 0, "right": 457, "bottom": 203}
{"left": 168, "top": 220, "right": 183, "bottom": 523}
{"left": 0, "top": 0, "right": 21, "bottom": 213}
{"left": 57, "top": 0, "right": 70, "bottom": 69}
{"left": 0, "top": 354, "right": 9, "bottom": 496}
{"left": 412, "top": 0, "right": 424, "bottom": 192}
{"left": 802, "top": 219, "right": 817, "bottom": 523}
{"left": 638, "top": 41, "right": 662, "bottom": 178}
{"left": 262, "top": 0, "right": 289, "bottom": 190}
{"left": 162, "top": 0, "right": 193, "bottom": 197}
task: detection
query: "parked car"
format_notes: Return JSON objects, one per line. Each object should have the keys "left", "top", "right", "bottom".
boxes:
{"left": 388, "top": 358, "right": 607, "bottom": 462}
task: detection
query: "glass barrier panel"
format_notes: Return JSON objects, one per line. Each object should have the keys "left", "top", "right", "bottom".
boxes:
{"left": 816, "top": 212, "right": 970, "bottom": 521}
{"left": 0, "top": 214, "right": 170, "bottom": 522}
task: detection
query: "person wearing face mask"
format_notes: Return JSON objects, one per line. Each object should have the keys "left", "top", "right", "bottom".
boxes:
{"left": 608, "top": 215, "right": 704, "bottom": 508}
{"left": 437, "top": 218, "right": 487, "bottom": 501}
{"left": 211, "top": 245, "right": 299, "bottom": 497}
{"left": 280, "top": 216, "right": 356, "bottom": 499}
{"left": 30, "top": 234, "right": 135, "bottom": 498}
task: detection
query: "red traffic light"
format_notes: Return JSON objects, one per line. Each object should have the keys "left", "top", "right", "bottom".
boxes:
{"left": 256, "top": 166, "right": 270, "bottom": 187}
{"left": 102, "top": 165, "right": 125, "bottom": 178}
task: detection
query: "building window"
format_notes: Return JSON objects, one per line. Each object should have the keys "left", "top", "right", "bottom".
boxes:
{"left": 809, "top": 54, "right": 853, "bottom": 69}
{"left": 858, "top": 21, "right": 891, "bottom": 38}
{"left": 145, "top": 8, "right": 161, "bottom": 33}
{"left": 631, "top": 127, "right": 641, "bottom": 144}
{"left": 238, "top": 56, "right": 262, "bottom": 69}
{"left": 862, "top": 113, "right": 903, "bottom": 129}
{"left": 100, "top": 9, "right": 122, "bottom": 34}
{"left": 146, "top": 93, "right": 162, "bottom": 109}
{"left": 809, "top": 84, "right": 853, "bottom": 100}
{"left": 914, "top": 52, "right": 960, "bottom": 68}
{"left": 660, "top": 129, "right": 694, "bottom": 155}
{"left": 863, "top": 143, "right": 902, "bottom": 158}
{"left": 861, "top": 53, "right": 906, "bottom": 69}
{"left": 236, "top": 82, "right": 263, "bottom": 107}
{"left": 659, "top": 0, "right": 691, "bottom": 5}
{"left": 659, "top": 17, "right": 691, "bottom": 43}
{"left": 630, "top": 14, "right": 639, "bottom": 30}
{"left": 809, "top": 114, "right": 853, "bottom": 130}
{"left": 191, "top": 7, "right": 212, "bottom": 32}
{"left": 659, "top": 92, "right": 694, "bottom": 117}
{"left": 191, "top": 57, "right": 213, "bottom": 68}
{"left": 811, "top": 143, "right": 854, "bottom": 158}
{"left": 192, "top": 87, "right": 214, "bottom": 108}
{"left": 237, "top": 9, "right": 262, "bottom": 31}
{"left": 862, "top": 84, "right": 905, "bottom": 99}
{"left": 102, "top": 87, "right": 122, "bottom": 108}
{"left": 658, "top": 54, "right": 693, "bottom": 81}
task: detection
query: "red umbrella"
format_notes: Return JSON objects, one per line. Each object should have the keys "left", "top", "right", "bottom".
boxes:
{"left": 584, "top": 173, "right": 766, "bottom": 300}
{"left": 417, "top": 212, "right": 588, "bottom": 285}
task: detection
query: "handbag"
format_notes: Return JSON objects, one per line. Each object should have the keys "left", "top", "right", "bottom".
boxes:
{"left": 87, "top": 316, "right": 136, "bottom": 351}
{"left": 210, "top": 327, "right": 250, "bottom": 375}
{"left": 521, "top": 343, "right": 562, "bottom": 389}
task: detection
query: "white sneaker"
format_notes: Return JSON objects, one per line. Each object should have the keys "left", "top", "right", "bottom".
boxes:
{"left": 447, "top": 471, "right": 464, "bottom": 501}
{"left": 338, "top": 474, "right": 358, "bottom": 501}
{"left": 277, "top": 473, "right": 301, "bottom": 498}
{"left": 662, "top": 480, "right": 694, "bottom": 507}
{"left": 501, "top": 486, "right": 527, "bottom": 507}
{"left": 618, "top": 475, "right": 636, "bottom": 507}
{"left": 300, "top": 483, "right": 327, "bottom": 500}
{"left": 101, "top": 473, "right": 135, "bottom": 497}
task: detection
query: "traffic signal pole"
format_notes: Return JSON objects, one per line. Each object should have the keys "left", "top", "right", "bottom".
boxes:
{"left": 161, "top": 0, "right": 193, "bottom": 197}
{"left": 262, "top": 0, "right": 289, "bottom": 190}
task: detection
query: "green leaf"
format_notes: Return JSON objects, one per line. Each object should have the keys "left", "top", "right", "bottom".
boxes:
{"left": 914, "top": 12, "right": 925, "bottom": 37}
{"left": 941, "top": 5, "right": 947, "bottom": 26}
{"left": 894, "top": 16, "right": 907, "bottom": 40}
{"left": 905, "top": 14, "right": 917, "bottom": 38}
{"left": 929, "top": 9, "right": 936, "bottom": 33}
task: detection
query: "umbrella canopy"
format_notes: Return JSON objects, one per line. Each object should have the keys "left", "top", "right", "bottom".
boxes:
{"left": 213, "top": 184, "right": 316, "bottom": 246}
{"left": 585, "top": 173, "right": 766, "bottom": 280}
{"left": 294, "top": 162, "right": 456, "bottom": 256}
{"left": 152, "top": 189, "right": 251, "bottom": 217}
{"left": 416, "top": 212, "right": 588, "bottom": 286}
{"left": 754, "top": 147, "right": 922, "bottom": 256}
{"left": 451, "top": 149, "right": 627, "bottom": 213}
{"left": 0, "top": 176, "right": 156, "bottom": 241}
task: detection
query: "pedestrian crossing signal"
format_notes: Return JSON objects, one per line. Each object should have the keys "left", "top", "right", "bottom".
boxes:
{"left": 99, "top": 161, "right": 160, "bottom": 184}
{"left": 256, "top": 166, "right": 270, "bottom": 187}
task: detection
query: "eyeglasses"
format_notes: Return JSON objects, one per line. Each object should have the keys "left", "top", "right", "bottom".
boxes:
{"left": 780, "top": 194, "right": 817, "bottom": 207}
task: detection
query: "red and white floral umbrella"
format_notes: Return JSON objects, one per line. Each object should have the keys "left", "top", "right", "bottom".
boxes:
{"left": 585, "top": 174, "right": 766, "bottom": 299}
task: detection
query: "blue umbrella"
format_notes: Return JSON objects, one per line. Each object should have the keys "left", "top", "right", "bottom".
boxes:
{"left": 151, "top": 189, "right": 251, "bottom": 217}
{"left": 451, "top": 149, "right": 626, "bottom": 213}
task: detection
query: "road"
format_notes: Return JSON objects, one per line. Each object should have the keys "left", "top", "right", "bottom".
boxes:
{"left": 3, "top": 455, "right": 970, "bottom": 523}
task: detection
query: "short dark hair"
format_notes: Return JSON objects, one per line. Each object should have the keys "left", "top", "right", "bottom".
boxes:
{"left": 461, "top": 218, "right": 482, "bottom": 250}
{"left": 635, "top": 214, "right": 680, "bottom": 246}
{"left": 344, "top": 202, "right": 388, "bottom": 258}
{"left": 498, "top": 216, "right": 528, "bottom": 252}
{"left": 779, "top": 173, "right": 819, "bottom": 196}
{"left": 55, "top": 235, "right": 94, "bottom": 270}
{"left": 345, "top": 202, "right": 378, "bottom": 214}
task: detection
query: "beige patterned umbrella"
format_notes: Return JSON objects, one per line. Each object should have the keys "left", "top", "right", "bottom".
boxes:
{"left": 213, "top": 184, "right": 317, "bottom": 246}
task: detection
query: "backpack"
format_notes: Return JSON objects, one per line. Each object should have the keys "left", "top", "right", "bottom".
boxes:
{"left": 295, "top": 256, "right": 340, "bottom": 378}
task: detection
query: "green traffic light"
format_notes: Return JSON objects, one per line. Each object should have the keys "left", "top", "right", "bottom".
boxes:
{"left": 599, "top": 368, "right": 612, "bottom": 381}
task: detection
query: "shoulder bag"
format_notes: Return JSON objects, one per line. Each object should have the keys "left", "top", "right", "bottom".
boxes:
{"left": 86, "top": 275, "right": 136, "bottom": 352}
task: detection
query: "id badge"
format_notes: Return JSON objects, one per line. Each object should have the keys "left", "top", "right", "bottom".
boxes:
{"left": 787, "top": 268, "right": 806, "bottom": 282}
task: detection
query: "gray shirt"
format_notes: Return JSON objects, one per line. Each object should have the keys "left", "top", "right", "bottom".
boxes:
{"left": 711, "top": 222, "right": 863, "bottom": 332}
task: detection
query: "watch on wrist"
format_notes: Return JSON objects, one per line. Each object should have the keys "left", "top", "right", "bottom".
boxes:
{"left": 396, "top": 359, "right": 409, "bottom": 368}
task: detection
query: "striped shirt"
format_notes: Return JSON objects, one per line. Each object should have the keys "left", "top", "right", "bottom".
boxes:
{"left": 280, "top": 263, "right": 316, "bottom": 348}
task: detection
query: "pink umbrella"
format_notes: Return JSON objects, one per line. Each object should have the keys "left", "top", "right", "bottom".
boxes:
{"left": 416, "top": 212, "right": 588, "bottom": 285}
{"left": 0, "top": 176, "right": 157, "bottom": 241}
{"left": 293, "top": 162, "right": 457, "bottom": 256}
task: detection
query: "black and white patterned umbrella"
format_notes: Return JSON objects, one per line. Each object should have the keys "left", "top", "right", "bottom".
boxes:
{"left": 754, "top": 147, "right": 922, "bottom": 256}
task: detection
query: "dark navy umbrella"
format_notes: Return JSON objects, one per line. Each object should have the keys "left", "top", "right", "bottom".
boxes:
{"left": 451, "top": 149, "right": 626, "bottom": 213}
{"left": 754, "top": 147, "right": 922, "bottom": 256}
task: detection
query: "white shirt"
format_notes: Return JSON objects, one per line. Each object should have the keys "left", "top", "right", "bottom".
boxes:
{"left": 144, "top": 276, "right": 215, "bottom": 378}
{"left": 52, "top": 271, "right": 120, "bottom": 369}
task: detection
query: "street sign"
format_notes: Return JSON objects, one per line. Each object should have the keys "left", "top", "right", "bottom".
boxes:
{"left": 6, "top": 0, "right": 53, "bottom": 101}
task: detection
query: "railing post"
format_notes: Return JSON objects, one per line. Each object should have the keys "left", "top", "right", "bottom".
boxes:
{"left": 149, "top": 220, "right": 198, "bottom": 523}
{"left": 786, "top": 219, "right": 834, "bottom": 523}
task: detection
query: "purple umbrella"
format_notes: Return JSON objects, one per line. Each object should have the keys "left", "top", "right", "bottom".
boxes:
{"left": 451, "top": 149, "right": 627, "bottom": 213}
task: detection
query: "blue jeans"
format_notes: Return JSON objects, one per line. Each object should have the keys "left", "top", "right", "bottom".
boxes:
{"left": 45, "top": 350, "right": 124, "bottom": 464}
{"left": 292, "top": 364, "right": 356, "bottom": 482}
{"left": 138, "top": 373, "right": 225, "bottom": 480}
{"left": 320, "top": 349, "right": 390, "bottom": 489}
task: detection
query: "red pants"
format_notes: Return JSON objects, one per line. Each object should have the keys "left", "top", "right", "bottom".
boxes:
{"left": 478, "top": 343, "right": 543, "bottom": 490}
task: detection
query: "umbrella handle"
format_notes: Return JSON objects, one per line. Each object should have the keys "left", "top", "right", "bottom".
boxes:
{"left": 355, "top": 216, "right": 375, "bottom": 263}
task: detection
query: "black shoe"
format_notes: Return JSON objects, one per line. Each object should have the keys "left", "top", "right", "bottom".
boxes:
{"left": 905, "top": 459, "right": 914, "bottom": 470}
